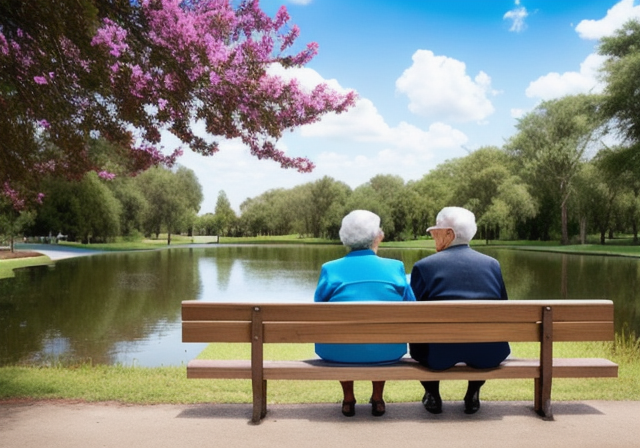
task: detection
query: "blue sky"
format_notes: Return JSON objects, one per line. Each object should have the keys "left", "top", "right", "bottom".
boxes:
{"left": 170, "top": 0, "right": 640, "bottom": 213}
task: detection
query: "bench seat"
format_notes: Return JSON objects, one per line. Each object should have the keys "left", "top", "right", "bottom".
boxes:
{"left": 187, "top": 357, "right": 618, "bottom": 381}
{"left": 182, "top": 300, "right": 618, "bottom": 423}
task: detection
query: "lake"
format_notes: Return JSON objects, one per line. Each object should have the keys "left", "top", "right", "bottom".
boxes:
{"left": 1, "top": 244, "right": 638, "bottom": 367}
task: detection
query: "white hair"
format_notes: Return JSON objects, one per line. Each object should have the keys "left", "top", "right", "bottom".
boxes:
{"left": 339, "top": 210, "right": 382, "bottom": 249}
{"left": 432, "top": 207, "right": 477, "bottom": 245}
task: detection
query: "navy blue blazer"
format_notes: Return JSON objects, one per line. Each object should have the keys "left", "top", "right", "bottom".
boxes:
{"left": 409, "top": 244, "right": 511, "bottom": 370}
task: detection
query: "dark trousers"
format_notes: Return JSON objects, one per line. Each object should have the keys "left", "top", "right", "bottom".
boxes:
{"left": 421, "top": 380, "right": 485, "bottom": 398}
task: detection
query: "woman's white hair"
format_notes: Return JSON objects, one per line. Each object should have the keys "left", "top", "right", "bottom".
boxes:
{"left": 339, "top": 210, "right": 382, "bottom": 250}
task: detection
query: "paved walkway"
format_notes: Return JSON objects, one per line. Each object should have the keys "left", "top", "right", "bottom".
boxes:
{"left": 1, "top": 400, "right": 638, "bottom": 448}
{"left": 14, "top": 243, "right": 105, "bottom": 260}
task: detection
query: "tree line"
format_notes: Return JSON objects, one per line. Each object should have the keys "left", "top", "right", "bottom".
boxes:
{"left": 208, "top": 138, "right": 637, "bottom": 245}
{"left": 4, "top": 13, "right": 640, "bottom": 246}
{"left": 1, "top": 164, "right": 202, "bottom": 246}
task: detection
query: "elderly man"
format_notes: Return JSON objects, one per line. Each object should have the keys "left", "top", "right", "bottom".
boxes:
{"left": 409, "top": 206, "right": 510, "bottom": 415}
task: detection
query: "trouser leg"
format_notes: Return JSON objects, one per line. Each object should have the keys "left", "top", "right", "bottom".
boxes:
{"left": 465, "top": 380, "right": 485, "bottom": 397}
{"left": 340, "top": 381, "right": 355, "bottom": 402}
{"left": 421, "top": 380, "right": 440, "bottom": 395}
{"left": 371, "top": 381, "right": 385, "bottom": 401}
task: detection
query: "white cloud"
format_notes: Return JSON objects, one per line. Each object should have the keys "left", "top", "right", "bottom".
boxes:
{"left": 163, "top": 65, "right": 470, "bottom": 212}
{"left": 267, "top": 63, "right": 348, "bottom": 94}
{"left": 575, "top": 0, "right": 640, "bottom": 40}
{"left": 395, "top": 50, "right": 495, "bottom": 123}
{"left": 525, "top": 53, "right": 606, "bottom": 100}
{"left": 300, "top": 98, "right": 389, "bottom": 140}
{"left": 301, "top": 97, "right": 467, "bottom": 152}
{"left": 510, "top": 108, "right": 526, "bottom": 119}
{"left": 503, "top": 3, "right": 529, "bottom": 33}
{"left": 523, "top": 0, "right": 640, "bottom": 103}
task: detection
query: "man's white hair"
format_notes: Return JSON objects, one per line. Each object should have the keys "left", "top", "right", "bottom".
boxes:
{"left": 339, "top": 210, "right": 382, "bottom": 249}
{"left": 428, "top": 207, "right": 477, "bottom": 245}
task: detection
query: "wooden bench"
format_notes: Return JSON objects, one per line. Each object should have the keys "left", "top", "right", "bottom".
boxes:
{"left": 182, "top": 300, "right": 618, "bottom": 423}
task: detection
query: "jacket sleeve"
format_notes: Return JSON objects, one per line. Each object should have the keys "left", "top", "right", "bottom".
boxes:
{"left": 409, "top": 263, "right": 429, "bottom": 302}
{"left": 314, "top": 265, "right": 332, "bottom": 302}
{"left": 400, "top": 263, "right": 416, "bottom": 301}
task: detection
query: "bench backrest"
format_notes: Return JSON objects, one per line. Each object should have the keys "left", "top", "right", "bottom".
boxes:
{"left": 182, "top": 300, "right": 615, "bottom": 344}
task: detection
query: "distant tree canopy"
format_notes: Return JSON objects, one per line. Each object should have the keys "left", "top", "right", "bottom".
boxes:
{"left": 598, "top": 18, "right": 640, "bottom": 175}
{"left": 30, "top": 165, "right": 202, "bottom": 244}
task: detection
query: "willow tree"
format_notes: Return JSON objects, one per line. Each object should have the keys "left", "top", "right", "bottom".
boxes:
{"left": 506, "top": 94, "right": 604, "bottom": 244}
{"left": 598, "top": 19, "right": 640, "bottom": 175}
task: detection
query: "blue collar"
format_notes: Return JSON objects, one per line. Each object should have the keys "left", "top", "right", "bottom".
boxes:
{"left": 345, "top": 249, "right": 376, "bottom": 257}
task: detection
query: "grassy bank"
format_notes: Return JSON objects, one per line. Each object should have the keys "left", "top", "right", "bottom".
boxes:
{"left": 1, "top": 340, "right": 638, "bottom": 404}
{"left": 0, "top": 255, "right": 52, "bottom": 280}
{"left": 4, "top": 234, "right": 640, "bottom": 280}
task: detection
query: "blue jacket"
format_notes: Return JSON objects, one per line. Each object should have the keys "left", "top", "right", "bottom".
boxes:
{"left": 409, "top": 244, "right": 511, "bottom": 370}
{"left": 314, "top": 249, "right": 416, "bottom": 363}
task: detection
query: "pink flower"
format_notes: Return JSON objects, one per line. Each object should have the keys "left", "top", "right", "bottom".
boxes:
{"left": 0, "top": 32, "right": 8, "bottom": 56}
{"left": 98, "top": 171, "right": 116, "bottom": 180}
{"left": 34, "top": 76, "right": 48, "bottom": 85}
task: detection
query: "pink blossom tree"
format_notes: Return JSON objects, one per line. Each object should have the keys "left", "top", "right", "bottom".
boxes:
{"left": 0, "top": 0, "right": 356, "bottom": 209}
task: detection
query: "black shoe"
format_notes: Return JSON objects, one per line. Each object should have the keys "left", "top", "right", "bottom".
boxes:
{"left": 369, "top": 398, "right": 386, "bottom": 417}
{"left": 464, "top": 390, "right": 480, "bottom": 414}
{"left": 422, "top": 392, "right": 442, "bottom": 414}
{"left": 341, "top": 400, "right": 356, "bottom": 417}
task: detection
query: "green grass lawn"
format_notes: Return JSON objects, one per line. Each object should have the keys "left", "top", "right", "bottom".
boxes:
{"left": 0, "top": 255, "right": 52, "bottom": 280}
{"left": 0, "top": 340, "right": 637, "bottom": 404}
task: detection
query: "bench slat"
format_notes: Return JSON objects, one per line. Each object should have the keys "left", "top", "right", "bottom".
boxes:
{"left": 183, "top": 321, "right": 614, "bottom": 343}
{"left": 183, "top": 321, "right": 250, "bottom": 343}
{"left": 187, "top": 358, "right": 618, "bottom": 381}
{"left": 181, "top": 300, "right": 613, "bottom": 323}
{"left": 264, "top": 322, "right": 539, "bottom": 343}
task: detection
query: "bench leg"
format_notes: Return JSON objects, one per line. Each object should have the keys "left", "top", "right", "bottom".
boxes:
{"left": 535, "top": 307, "right": 554, "bottom": 421}
{"left": 534, "top": 377, "right": 554, "bottom": 420}
{"left": 251, "top": 379, "right": 267, "bottom": 424}
{"left": 261, "top": 380, "right": 267, "bottom": 419}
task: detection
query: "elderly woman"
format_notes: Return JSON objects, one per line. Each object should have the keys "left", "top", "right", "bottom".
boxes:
{"left": 409, "top": 207, "right": 510, "bottom": 415}
{"left": 315, "top": 210, "right": 416, "bottom": 417}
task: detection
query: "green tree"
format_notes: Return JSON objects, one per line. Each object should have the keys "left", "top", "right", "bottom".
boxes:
{"left": 478, "top": 176, "right": 537, "bottom": 242}
{"left": 213, "top": 191, "right": 237, "bottom": 237}
{"left": 506, "top": 94, "right": 604, "bottom": 244}
{"left": 135, "top": 166, "right": 202, "bottom": 245}
{"left": 406, "top": 165, "right": 457, "bottom": 239}
{"left": 302, "top": 177, "right": 350, "bottom": 238}
{"left": 0, "top": 202, "right": 34, "bottom": 251}
{"left": 194, "top": 213, "right": 217, "bottom": 236}
{"left": 452, "top": 148, "right": 511, "bottom": 213}
{"left": 598, "top": 18, "right": 640, "bottom": 174}
{"left": 367, "top": 175, "right": 410, "bottom": 241}
{"left": 108, "top": 177, "right": 148, "bottom": 237}
{"left": 572, "top": 163, "right": 619, "bottom": 244}
{"left": 33, "top": 172, "right": 121, "bottom": 243}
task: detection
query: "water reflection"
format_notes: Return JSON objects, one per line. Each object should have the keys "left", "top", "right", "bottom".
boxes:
{"left": 0, "top": 245, "right": 638, "bottom": 367}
